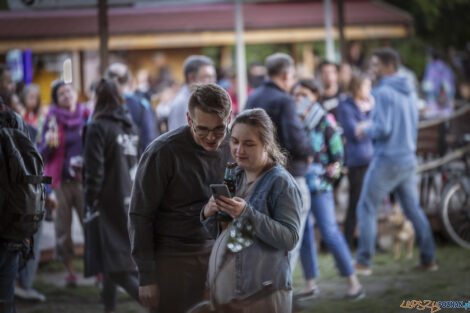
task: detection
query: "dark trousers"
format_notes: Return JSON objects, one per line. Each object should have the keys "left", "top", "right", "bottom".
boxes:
{"left": 344, "top": 165, "right": 369, "bottom": 248}
{"left": 0, "top": 245, "right": 19, "bottom": 313}
{"left": 151, "top": 252, "right": 210, "bottom": 313}
{"left": 102, "top": 271, "right": 140, "bottom": 312}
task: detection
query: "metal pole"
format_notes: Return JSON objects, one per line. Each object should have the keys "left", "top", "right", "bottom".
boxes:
{"left": 336, "top": 0, "right": 346, "bottom": 62}
{"left": 324, "top": 0, "right": 335, "bottom": 62}
{"left": 98, "top": 0, "right": 109, "bottom": 76}
{"left": 235, "top": 0, "right": 248, "bottom": 112}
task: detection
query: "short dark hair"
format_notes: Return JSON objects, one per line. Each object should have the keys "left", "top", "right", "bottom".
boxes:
{"left": 372, "top": 47, "right": 401, "bottom": 70}
{"left": 318, "top": 60, "right": 339, "bottom": 73}
{"left": 188, "top": 83, "right": 231, "bottom": 122}
{"left": 92, "top": 78, "right": 124, "bottom": 120}
{"left": 265, "top": 53, "right": 294, "bottom": 78}
{"left": 183, "top": 55, "right": 214, "bottom": 84}
{"left": 0, "top": 64, "right": 12, "bottom": 106}
{"left": 293, "top": 78, "right": 320, "bottom": 97}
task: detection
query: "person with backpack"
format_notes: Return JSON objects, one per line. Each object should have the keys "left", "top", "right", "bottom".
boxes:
{"left": 38, "top": 80, "right": 89, "bottom": 287}
{"left": 291, "top": 79, "right": 364, "bottom": 301}
{"left": 1, "top": 65, "right": 51, "bottom": 312}
{"left": 83, "top": 79, "right": 142, "bottom": 313}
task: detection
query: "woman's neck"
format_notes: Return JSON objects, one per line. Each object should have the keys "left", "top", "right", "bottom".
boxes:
{"left": 245, "top": 162, "right": 271, "bottom": 183}
{"left": 69, "top": 102, "right": 77, "bottom": 112}
{"left": 324, "top": 84, "right": 338, "bottom": 97}
{"left": 354, "top": 95, "right": 364, "bottom": 104}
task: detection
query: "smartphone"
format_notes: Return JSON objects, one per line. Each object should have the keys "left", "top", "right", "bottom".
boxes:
{"left": 210, "top": 184, "right": 233, "bottom": 222}
{"left": 210, "top": 184, "right": 231, "bottom": 200}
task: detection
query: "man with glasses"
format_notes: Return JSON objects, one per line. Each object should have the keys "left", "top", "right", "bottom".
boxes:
{"left": 128, "top": 83, "right": 232, "bottom": 313}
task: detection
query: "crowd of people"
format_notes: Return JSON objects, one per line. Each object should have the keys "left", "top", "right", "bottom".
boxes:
{"left": 0, "top": 45, "right": 448, "bottom": 313}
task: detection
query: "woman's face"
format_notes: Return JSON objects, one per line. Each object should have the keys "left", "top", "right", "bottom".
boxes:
{"left": 357, "top": 78, "right": 372, "bottom": 100}
{"left": 292, "top": 85, "right": 317, "bottom": 105}
{"left": 25, "top": 89, "right": 39, "bottom": 112}
{"left": 230, "top": 123, "right": 268, "bottom": 173}
{"left": 56, "top": 84, "right": 77, "bottom": 110}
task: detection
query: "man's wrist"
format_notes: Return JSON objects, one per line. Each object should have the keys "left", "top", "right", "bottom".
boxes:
{"left": 138, "top": 271, "right": 157, "bottom": 286}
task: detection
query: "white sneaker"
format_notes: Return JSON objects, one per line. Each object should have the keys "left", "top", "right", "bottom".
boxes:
{"left": 14, "top": 286, "right": 46, "bottom": 302}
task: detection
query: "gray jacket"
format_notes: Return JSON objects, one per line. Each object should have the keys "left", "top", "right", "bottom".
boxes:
{"left": 201, "top": 164, "right": 302, "bottom": 296}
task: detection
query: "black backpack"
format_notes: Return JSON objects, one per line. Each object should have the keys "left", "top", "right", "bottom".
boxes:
{"left": 0, "top": 103, "right": 52, "bottom": 243}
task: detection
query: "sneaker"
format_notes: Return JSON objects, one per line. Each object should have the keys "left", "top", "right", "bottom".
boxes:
{"left": 65, "top": 273, "right": 77, "bottom": 287}
{"left": 293, "top": 285, "right": 319, "bottom": 301}
{"left": 354, "top": 263, "right": 372, "bottom": 276}
{"left": 14, "top": 286, "right": 46, "bottom": 302}
{"left": 345, "top": 286, "right": 366, "bottom": 301}
{"left": 413, "top": 262, "right": 439, "bottom": 272}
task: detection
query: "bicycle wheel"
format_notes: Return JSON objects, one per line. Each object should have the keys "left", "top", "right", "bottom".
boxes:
{"left": 440, "top": 180, "right": 470, "bottom": 249}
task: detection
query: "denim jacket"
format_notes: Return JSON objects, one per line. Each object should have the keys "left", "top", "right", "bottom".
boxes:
{"left": 201, "top": 164, "right": 302, "bottom": 296}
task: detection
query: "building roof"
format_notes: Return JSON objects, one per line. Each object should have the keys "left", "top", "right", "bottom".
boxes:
{"left": 0, "top": 0, "right": 413, "bottom": 39}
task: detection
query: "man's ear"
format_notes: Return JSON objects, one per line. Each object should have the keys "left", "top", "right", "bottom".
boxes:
{"left": 187, "top": 73, "right": 196, "bottom": 85}
{"left": 186, "top": 111, "right": 192, "bottom": 126}
{"left": 227, "top": 111, "right": 232, "bottom": 124}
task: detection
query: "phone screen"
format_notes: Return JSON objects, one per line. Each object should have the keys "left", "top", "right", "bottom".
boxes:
{"left": 210, "top": 184, "right": 231, "bottom": 200}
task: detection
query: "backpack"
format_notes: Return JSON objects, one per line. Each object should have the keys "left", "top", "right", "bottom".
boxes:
{"left": 0, "top": 103, "right": 52, "bottom": 243}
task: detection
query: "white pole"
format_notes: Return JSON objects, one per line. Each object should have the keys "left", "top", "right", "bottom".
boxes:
{"left": 324, "top": 0, "right": 335, "bottom": 62}
{"left": 235, "top": 0, "right": 248, "bottom": 112}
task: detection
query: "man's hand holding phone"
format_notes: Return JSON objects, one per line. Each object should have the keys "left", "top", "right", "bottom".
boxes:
{"left": 203, "top": 196, "right": 219, "bottom": 219}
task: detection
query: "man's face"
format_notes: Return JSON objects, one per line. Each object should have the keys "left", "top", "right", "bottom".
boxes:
{"left": 320, "top": 64, "right": 338, "bottom": 88}
{"left": 187, "top": 107, "right": 229, "bottom": 152}
{"left": 283, "top": 66, "right": 296, "bottom": 93}
{"left": 195, "top": 65, "right": 217, "bottom": 84}
{"left": 370, "top": 56, "right": 385, "bottom": 80}
{"left": 0, "top": 70, "right": 15, "bottom": 95}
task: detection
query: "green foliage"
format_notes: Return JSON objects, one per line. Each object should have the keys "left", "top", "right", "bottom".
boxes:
{"left": 363, "top": 37, "right": 427, "bottom": 79}
{"left": 244, "top": 43, "right": 291, "bottom": 66}
{"left": 385, "top": 0, "right": 470, "bottom": 50}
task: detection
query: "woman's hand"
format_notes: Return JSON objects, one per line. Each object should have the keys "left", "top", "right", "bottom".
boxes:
{"left": 203, "top": 196, "right": 219, "bottom": 219}
{"left": 216, "top": 196, "right": 246, "bottom": 219}
{"left": 355, "top": 120, "right": 371, "bottom": 138}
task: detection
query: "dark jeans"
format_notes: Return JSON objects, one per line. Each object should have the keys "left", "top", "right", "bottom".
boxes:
{"left": 102, "top": 271, "right": 140, "bottom": 312}
{"left": 344, "top": 165, "right": 369, "bottom": 249}
{"left": 151, "top": 252, "right": 210, "bottom": 313}
{"left": 0, "top": 245, "right": 19, "bottom": 313}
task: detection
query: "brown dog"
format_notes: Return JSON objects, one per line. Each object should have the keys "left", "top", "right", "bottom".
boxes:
{"left": 388, "top": 205, "right": 415, "bottom": 260}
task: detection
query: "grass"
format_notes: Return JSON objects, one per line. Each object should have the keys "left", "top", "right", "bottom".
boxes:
{"left": 295, "top": 244, "right": 470, "bottom": 313}
{"left": 15, "top": 244, "right": 470, "bottom": 313}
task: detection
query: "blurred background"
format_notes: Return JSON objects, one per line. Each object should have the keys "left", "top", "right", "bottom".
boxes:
{"left": 1, "top": 1, "right": 470, "bottom": 312}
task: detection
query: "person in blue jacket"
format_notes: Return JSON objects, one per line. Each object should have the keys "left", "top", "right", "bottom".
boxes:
{"left": 337, "top": 73, "right": 374, "bottom": 249}
{"left": 245, "top": 53, "right": 313, "bottom": 272}
{"left": 354, "top": 48, "right": 437, "bottom": 275}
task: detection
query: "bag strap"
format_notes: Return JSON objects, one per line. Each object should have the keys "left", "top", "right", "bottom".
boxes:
{"left": 20, "top": 175, "right": 53, "bottom": 184}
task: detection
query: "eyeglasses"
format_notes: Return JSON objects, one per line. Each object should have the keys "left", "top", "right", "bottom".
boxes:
{"left": 190, "top": 119, "right": 227, "bottom": 137}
